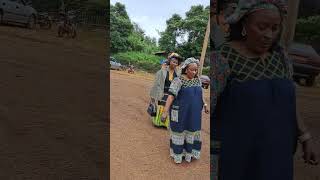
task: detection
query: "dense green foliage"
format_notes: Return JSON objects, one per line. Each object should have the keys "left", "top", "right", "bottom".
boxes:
{"left": 110, "top": 2, "right": 210, "bottom": 74}
{"left": 110, "top": 3, "right": 158, "bottom": 54}
{"left": 110, "top": 3, "right": 133, "bottom": 53}
{"left": 113, "top": 52, "right": 165, "bottom": 73}
{"left": 202, "top": 66, "right": 210, "bottom": 76}
{"left": 159, "top": 5, "right": 210, "bottom": 59}
{"left": 295, "top": 16, "right": 320, "bottom": 44}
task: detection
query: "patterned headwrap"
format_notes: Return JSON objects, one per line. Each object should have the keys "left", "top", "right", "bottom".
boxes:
{"left": 180, "top": 57, "right": 200, "bottom": 70}
{"left": 168, "top": 52, "right": 183, "bottom": 64}
{"left": 226, "top": 0, "right": 288, "bottom": 24}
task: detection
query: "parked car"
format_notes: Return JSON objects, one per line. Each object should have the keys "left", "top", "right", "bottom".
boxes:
{"left": 200, "top": 75, "right": 210, "bottom": 89}
{"left": 110, "top": 57, "right": 123, "bottom": 70}
{"left": 0, "top": 0, "right": 37, "bottom": 28}
{"left": 288, "top": 43, "right": 320, "bottom": 86}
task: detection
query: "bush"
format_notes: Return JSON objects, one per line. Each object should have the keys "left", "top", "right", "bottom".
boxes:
{"left": 295, "top": 16, "right": 320, "bottom": 43}
{"left": 202, "top": 66, "right": 210, "bottom": 76}
{"left": 113, "top": 51, "right": 165, "bottom": 73}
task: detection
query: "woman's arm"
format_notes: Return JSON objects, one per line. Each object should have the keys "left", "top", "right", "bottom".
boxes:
{"left": 211, "top": 51, "right": 230, "bottom": 114}
{"left": 284, "top": 48, "right": 318, "bottom": 165}
{"left": 163, "top": 95, "right": 175, "bottom": 114}
{"left": 161, "top": 95, "right": 175, "bottom": 122}
{"left": 201, "top": 87, "right": 209, "bottom": 114}
{"left": 161, "top": 77, "right": 182, "bottom": 121}
{"left": 284, "top": 48, "right": 310, "bottom": 138}
{"left": 296, "top": 103, "right": 308, "bottom": 136}
{"left": 296, "top": 102, "right": 318, "bottom": 165}
{"left": 210, "top": 49, "right": 231, "bottom": 178}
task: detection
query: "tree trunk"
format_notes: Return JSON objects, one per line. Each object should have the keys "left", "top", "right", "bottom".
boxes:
{"left": 281, "top": 0, "right": 301, "bottom": 48}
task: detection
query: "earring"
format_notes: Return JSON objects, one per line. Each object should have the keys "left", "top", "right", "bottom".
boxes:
{"left": 241, "top": 27, "right": 247, "bottom": 37}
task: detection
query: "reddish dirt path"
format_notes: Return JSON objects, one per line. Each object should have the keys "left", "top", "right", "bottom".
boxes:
{"left": 0, "top": 24, "right": 319, "bottom": 179}
{"left": 0, "top": 26, "right": 107, "bottom": 179}
{"left": 110, "top": 71, "right": 211, "bottom": 180}
{"left": 110, "top": 71, "right": 320, "bottom": 180}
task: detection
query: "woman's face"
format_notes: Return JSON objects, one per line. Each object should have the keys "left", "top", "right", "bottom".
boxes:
{"left": 169, "top": 58, "right": 179, "bottom": 68}
{"left": 244, "top": 9, "right": 281, "bottom": 54}
{"left": 186, "top": 63, "right": 198, "bottom": 79}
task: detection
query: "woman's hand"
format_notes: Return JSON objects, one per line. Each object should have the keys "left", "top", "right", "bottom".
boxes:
{"left": 204, "top": 104, "right": 209, "bottom": 114}
{"left": 302, "top": 139, "right": 318, "bottom": 165}
{"left": 161, "top": 111, "right": 168, "bottom": 122}
{"left": 150, "top": 98, "right": 155, "bottom": 104}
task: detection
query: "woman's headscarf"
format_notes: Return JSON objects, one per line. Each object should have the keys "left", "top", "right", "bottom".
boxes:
{"left": 226, "top": 0, "right": 288, "bottom": 24}
{"left": 180, "top": 57, "right": 200, "bottom": 70}
{"left": 168, "top": 52, "right": 183, "bottom": 65}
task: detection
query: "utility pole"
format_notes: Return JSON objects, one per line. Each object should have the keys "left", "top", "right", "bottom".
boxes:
{"left": 199, "top": 17, "right": 210, "bottom": 76}
{"left": 282, "top": 0, "right": 300, "bottom": 48}
{"left": 60, "top": 0, "right": 65, "bottom": 13}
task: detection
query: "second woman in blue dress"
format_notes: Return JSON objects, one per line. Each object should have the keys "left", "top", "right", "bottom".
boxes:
{"left": 161, "top": 57, "right": 209, "bottom": 164}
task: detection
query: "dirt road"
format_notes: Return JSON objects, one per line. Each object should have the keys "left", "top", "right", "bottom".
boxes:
{"left": 110, "top": 70, "right": 320, "bottom": 180}
{"left": 0, "top": 26, "right": 107, "bottom": 179}
{"left": 110, "top": 71, "right": 211, "bottom": 180}
{"left": 0, "top": 24, "right": 319, "bottom": 180}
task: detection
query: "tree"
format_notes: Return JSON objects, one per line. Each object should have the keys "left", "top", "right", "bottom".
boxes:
{"left": 298, "top": 0, "right": 320, "bottom": 18}
{"left": 158, "top": 14, "right": 183, "bottom": 53}
{"left": 158, "top": 5, "right": 209, "bottom": 59}
{"left": 295, "top": 16, "right": 320, "bottom": 43}
{"left": 133, "top": 22, "right": 145, "bottom": 37}
{"left": 110, "top": 2, "right": 133, "bottom": 53}
{"left": 179, "top": 5, "right": 210, "bottom": 58}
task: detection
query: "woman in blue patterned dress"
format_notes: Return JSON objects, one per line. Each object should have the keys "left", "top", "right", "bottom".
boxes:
{"left": 161, "top": 57, "right": 209, "bottom": 163}
{"left": 211, "top": 0, "right": 318, "bottom": 179}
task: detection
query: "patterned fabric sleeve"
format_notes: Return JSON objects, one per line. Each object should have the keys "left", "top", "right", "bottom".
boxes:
{"left": 283, "top": 49, "right": 294, "bottom": 80}
{"left": 280, "top": 47, "right": 308, "bottom": 135}
{"left": 168, "top": 77, "right": 182, "bottom": 97}
{"left": 210, "top": 49, "right": 231, "bottom": 180}
{"left": 210, "top": 50, "right": 231, "bottom": 120}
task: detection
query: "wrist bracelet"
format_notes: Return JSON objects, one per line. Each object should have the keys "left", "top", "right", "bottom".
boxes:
{"left": 298, "top": 132, "right": 312, "bottom": 143}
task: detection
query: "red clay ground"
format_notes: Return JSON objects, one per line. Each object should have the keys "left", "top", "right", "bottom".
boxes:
{"left": 0, "top": 24, "right": 319, "bottom": 179}
{"left": 110, "top": 71, "right": 211, "bottom": 180}
{"left": 0, "top": 25, "right": 107, "bottom": 179}
{"left": 111, "top": 70, "right": 320, "bottom": 180}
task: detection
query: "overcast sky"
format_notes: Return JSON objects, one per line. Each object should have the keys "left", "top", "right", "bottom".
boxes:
{"left": 110, "top": 0, "right": 209, "bottom": 40}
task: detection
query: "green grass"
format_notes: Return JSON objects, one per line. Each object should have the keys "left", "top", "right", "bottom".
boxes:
{"left": 113, "top": 51, "right": 166, "bottom": 73}
{"left": 112, "top": 51, "right": 211, "bottom": 75}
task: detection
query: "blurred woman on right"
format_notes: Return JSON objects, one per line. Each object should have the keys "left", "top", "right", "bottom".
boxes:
{"left": 211, "top": 0, "right": 318, "bottom": 180}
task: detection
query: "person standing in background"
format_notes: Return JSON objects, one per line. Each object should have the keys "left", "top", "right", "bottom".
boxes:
{"left": 149, "top": 53, "right": 183, "bottom": 128}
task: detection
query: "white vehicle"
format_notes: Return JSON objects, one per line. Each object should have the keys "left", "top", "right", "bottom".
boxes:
{"left": 110, "top": 57, "right": 122, "bottom": 70}
{"left": 0, "top": 0, "right": 37, "bottom": 28}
